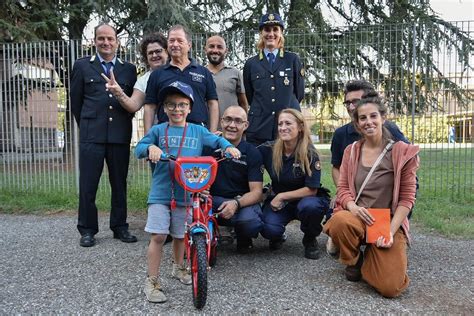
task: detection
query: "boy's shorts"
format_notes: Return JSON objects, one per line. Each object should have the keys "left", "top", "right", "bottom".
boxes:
{"left": 145, "top": 204, "right": 190, "bottom": 238}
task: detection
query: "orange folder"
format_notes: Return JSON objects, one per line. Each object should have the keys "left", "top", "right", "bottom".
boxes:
{"left": 366, "top": 208, "right": 391, "bottom": 244}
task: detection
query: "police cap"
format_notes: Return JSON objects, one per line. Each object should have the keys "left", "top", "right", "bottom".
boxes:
{"left": 259, "top": 13, "right": 284, "bottom": 30}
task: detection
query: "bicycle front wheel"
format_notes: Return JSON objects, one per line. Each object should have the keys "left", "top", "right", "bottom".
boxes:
{"left": 191, "top": 233, "right": 208, "bottom": 309}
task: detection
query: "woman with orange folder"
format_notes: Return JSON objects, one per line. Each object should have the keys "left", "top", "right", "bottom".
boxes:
{"left": 324, "top": 94, "right": 419, "bottom": 298}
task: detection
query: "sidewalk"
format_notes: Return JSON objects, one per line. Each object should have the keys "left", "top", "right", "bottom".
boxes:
{"left": 0, "top": 213, "right": 472, "bottom": 314}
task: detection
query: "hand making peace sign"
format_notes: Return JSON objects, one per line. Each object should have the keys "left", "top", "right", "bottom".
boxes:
{"left": 101, "top": 70, "right": 124, "bottom": 98}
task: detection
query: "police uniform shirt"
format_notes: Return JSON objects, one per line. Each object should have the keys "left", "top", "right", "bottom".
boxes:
{"left": 259, "top": 143, "right": 322, "bottom": 195}
{"left": 144, "top": 58, "right": 218, "bottom": 125}
{"left": 203, "top": 141, "right": 264, "bottom": 198}
{"left": 243, "top": 50, "right": 305, "bottom": 142}
{"left": 330, "top": 121, "right": 409, "bottom": 167}
{"left": 70, "top": 55, "right": 137, "bottom": 144}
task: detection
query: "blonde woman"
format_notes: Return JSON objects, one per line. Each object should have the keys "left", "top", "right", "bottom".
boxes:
{"left": 258, "top": 109, "right": 330, "bottom": 259}
{"left": 243, "top": 13, "right": 305, "bottom": 145}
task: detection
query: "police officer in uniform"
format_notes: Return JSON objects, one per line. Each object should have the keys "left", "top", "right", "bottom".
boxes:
{"left": 258, "top": 109, "right": 330, "bottom": 260}
{"left": 203, "top": 106, "right": 264, "bottom": 253}
{"left": 71, "top": 23, "right": 137, "bottom": 247}
{"left": 243, "top": 13, "right": 305, "bottom": 145}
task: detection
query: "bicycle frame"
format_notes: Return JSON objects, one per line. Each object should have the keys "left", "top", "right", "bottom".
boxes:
{"left": 170, "top": 154, "right": 223, "bottom": 309}
{"left": 183, "top": 192, "right": 219, "bottom": 265}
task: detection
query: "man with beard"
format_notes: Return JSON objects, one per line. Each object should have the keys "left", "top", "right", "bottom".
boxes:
{"left": 205, "top": 35, "right": 248, "bottom": 129}
{"left": 144, "top": 25, "right": 219, "bottom": 133}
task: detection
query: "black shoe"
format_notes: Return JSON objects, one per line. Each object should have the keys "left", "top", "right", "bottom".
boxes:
{"left": 80, "top": 233, "right": 96, "bottom": 247}
{"left": 269, "top": 234, "right": 287, "bottom": 251}
{"left": 302, "top": 234, "right": 320, "bottom": 260}
{"left": 236, "top": 238, "right": 253, "bottom": 254}
{"left": 113, "top": 229, "right": 137, "bottom": 243}
{"left": 345, "top": 251, "right": 363, "bottom": 282}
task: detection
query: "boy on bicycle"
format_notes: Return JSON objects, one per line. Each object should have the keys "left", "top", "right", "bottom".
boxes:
{"left": 135, "top": 81, "right": 240, "bottom": 303}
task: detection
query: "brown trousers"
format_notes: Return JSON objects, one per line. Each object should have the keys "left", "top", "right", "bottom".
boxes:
{"left": 324, "top": 211, "right": 409, "bottom": 297}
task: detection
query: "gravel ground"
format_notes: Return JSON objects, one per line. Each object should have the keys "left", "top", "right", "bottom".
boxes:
{"left": 0, "top": 213, "right": 472, "bottom": 314}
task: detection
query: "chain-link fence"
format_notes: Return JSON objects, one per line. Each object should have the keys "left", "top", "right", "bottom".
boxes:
{"left": 0, "top": 21, "right": 472, "bottom": 197}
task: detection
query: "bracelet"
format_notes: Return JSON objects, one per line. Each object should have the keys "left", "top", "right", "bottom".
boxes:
{"left": 233, "top": 198, "right": 241, "bottom": 210}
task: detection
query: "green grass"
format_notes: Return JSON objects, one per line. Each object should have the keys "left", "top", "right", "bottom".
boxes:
{"left": 1, "top": 148, "right": 472, "bottom": 238}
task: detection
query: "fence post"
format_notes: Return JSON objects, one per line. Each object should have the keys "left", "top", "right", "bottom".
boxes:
{"left": 411, "top": 22, "right": 417, "bottom": 144}
{"left": 70, "top": 40, "right": 80, "bottom": 194}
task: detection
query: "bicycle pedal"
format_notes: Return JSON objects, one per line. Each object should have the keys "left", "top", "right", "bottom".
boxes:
{"left": 218, "top": 236, "right": 234, "bottom": 246}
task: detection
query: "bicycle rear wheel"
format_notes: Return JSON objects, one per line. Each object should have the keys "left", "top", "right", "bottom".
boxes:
{"left": 191, "top": 233, "right": 208, "bottom": 309}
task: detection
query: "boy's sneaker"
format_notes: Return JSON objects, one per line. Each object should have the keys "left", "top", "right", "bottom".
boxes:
{"left": 172, "top": 263, "right": 192, "bottom": 285}
{"left": 144, "top": 276, "right": 167, "bottom": 303}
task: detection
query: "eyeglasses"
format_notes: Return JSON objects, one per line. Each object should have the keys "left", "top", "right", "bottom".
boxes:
{"left": 221, "top": 116, "right": 247, "bottom": 126}
{"left": 343, "top": 99, "right": 361, "bottom": 107}
{"left": 147, "top": 49, "right": 164, "bottom": 56}
{"left": 164, "top": 102, "right": 189, "bottom": 110}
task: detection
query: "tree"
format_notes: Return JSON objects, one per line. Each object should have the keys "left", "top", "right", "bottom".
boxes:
{"left": 1, "top": 0, "right": 472, "bottom": 115}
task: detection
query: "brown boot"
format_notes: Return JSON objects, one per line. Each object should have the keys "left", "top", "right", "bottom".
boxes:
{"left": 345, "top": 251, "right": 363, "bottom": 282}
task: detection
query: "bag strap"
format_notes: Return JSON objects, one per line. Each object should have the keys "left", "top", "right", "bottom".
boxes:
{"left": 354, "top": 140, "right": 394, "bottom": 204}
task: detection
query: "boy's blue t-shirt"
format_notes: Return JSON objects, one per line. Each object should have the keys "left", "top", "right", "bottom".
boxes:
{"left": 135, "top": 123, "right": 233, "bottom": 206}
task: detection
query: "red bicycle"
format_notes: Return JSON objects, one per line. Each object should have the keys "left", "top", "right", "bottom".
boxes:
{"left": 161, "top": 153, "right": 223, "bottom": 309}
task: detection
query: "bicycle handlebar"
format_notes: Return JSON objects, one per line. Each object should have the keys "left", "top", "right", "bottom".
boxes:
{"left": 159, "top": 153, "right": 176, "bottom": 161}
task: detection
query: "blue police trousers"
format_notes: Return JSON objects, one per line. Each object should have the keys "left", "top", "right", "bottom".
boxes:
{"left": 212, "top": 196, "right": 263, "bottom": 239}
{"left": 261, "top": 196, "right": 329, "bottom": 240}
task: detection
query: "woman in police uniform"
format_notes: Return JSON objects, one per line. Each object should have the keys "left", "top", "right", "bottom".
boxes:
{"left": 258, "top": 109, "right": 330, "bottom": 260}
{"left": 243, "top": 13, "right": 305, "bottom": 145}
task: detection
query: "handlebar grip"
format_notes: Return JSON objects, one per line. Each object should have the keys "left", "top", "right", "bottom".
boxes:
{"left": 159, "top": 153, "right": 176, "bottom": 161}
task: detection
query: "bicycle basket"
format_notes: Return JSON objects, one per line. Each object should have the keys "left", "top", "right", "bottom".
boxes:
{"left": 174, "top": 156, "right": 218, "bottom": 193}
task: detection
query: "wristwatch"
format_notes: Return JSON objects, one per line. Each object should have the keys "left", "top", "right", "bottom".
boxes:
{"left": 233, "top": 197, "right": 241, "bottom": 209}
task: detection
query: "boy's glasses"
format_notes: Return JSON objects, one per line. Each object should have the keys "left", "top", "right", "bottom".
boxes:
{"left": 164, "top": 102, "right": 190, "bottom": 110}
{"left": 221, "top": 116, "right": 246, "bottom": 126}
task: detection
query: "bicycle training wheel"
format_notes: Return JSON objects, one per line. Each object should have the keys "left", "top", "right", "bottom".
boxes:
{"left": 191, "top": 233, "right": 208, "bottom": 309}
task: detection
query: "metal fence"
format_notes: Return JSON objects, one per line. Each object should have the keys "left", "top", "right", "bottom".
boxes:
{"left": 1, "top": 21, "right": 473, "bottom": 198}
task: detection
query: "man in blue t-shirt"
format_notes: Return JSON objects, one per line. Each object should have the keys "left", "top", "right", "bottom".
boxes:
{"left": 203, "top": 105, "right": 264, "bottom": 254}
{"left": 143, "top": 24, "right": 219, "bottom": 134}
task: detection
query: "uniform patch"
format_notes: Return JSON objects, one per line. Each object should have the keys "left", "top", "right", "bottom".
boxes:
{"left": 300, "top": 67, "right": 305, "bottom": 77}
{"left": 314, "top": 161, "right": 321, "bottom": 171}
{"left": 260, "top": 165, "right": 265, "bottom": 174}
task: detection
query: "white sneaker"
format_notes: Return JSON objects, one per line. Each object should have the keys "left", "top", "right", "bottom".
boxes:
{"left": 172, "top": 262, "right": 192, "bottom": 285}
{"left": 326, "top": 237, "right": 339, "bottom": 258}
{"left": 144, "top": 276, "right": 167, "bottom": 303}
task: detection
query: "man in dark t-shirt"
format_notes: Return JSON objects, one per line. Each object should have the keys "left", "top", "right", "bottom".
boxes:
{"left": 203, "top": 106, "right": 264, "bottom": 253}
{"left": 331, "top": 80, "right": 409, "bottom": 186}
